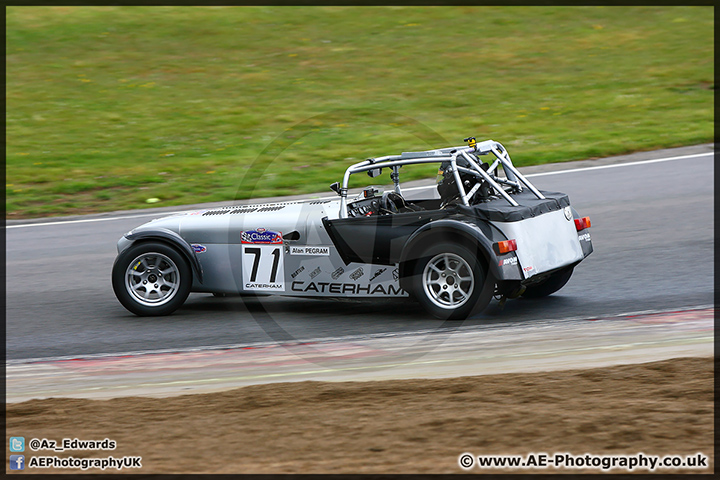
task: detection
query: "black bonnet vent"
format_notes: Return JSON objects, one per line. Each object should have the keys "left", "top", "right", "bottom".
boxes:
{"left": 256, "top": 205, "right": 285, "bottom": 213}
{"left": 229, "top": 207, "right": 259, "bottom": 215}
{"left": 201, "top": 204, "right": 288, "bottom": 216}
{"left": 202, "top": 209, "right": 232, "bottom": 216}
{"left": 202, "top": 207, "right": 258, "bottom": 216}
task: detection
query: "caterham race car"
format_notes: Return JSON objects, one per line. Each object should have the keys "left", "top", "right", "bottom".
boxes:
{"left": 112, "top": 138, "right": 593, "bottom": 319}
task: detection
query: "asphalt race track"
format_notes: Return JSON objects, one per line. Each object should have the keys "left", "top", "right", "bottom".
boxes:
{"left": 6, "top": 145, "right": 714, "bottom": 393}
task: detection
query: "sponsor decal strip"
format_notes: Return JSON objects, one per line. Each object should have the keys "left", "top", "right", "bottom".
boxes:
{"left": 331, "top": 267, "right": 345, "bottom": 280}
{"left": 369, "top": 267, "right": 387, "bottom": 282}
{"left": 290, "top": 266, "right": 305, "bottom": 279}
{"left": 290, "top": 246, "right": 330, "bottom": 256}
{"left": 309, "top": 266, "right": 322, "bottom": 279}
{"left": 349, "top": 267, "right": 364, "bottom": 281}
{"left": 499, "top": 257, "right": 518, "bottom": 266}
{"left": 291, "top": 281, "right": 405, "bottom": 296}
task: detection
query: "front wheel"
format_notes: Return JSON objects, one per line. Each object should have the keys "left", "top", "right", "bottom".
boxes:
{"left": 521, "top": 266, "right": 574, "bottom": 298}
{"left": 112, "top": 241, "right": 192, "bottom": 316}
{"left": 411, "top": 242, "right": 494, "bottom": 320}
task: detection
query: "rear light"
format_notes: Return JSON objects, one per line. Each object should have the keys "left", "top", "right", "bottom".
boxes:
{"left": 575, "top": 216, "right": 591, "bottom": 231}
{"left": 494, "top": 239, "right": 517, "bottom": 255}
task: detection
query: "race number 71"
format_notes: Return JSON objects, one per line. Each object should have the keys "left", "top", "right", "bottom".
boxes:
{"left": 242, "top": 245, "right": 285, "bottom": 291}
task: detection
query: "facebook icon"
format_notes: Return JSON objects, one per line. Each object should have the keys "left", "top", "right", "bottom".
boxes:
{"left": 10, "top": 455, "right": 25, "bottom": 470}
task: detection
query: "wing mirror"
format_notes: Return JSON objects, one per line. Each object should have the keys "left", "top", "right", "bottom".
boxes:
{"left": 329, "top": 182, "right": 341, "bottom": 195}
{"left": 367, "top": 167, "right": 383, "bottom": 178}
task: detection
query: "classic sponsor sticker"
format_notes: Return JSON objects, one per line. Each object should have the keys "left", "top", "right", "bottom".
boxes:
{"left": 290, "top": 246, "right": 330, "bottom": 256}
{"left": 241, "top": 228, "right": 283, "bottom": 244}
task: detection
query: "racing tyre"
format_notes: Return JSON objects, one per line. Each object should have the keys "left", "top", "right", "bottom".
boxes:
{"left": 112, "top": 241, "right": 192, "bottom": 316}
{"left": 412, "top": 242, "right": 494, "bottom": 320}
{"left": 521, "top": 266, "right": 574, "bottom": 298}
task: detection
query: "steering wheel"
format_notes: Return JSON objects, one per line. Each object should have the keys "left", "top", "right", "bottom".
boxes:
{"left": 380, "top": 191, "right": 404, "bottom": 214}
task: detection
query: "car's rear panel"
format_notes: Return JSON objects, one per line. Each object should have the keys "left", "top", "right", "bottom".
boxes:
{"left": 458, "top": 190, "right": 586, "bottom": 280}
{"left": 490, "top": 209, "right": 584, "bottom": 279}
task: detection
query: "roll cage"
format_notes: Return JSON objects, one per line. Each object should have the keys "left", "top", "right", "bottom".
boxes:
{"left": 337, "top": 138, "right": 545, "bottom": 218}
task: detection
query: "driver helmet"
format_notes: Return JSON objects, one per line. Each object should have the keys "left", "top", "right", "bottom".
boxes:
{"left": 436, "top": 157, "right": 472, "bottom": 205}
{"left": 436, "top": 158, "right": 491, "bottom": 206}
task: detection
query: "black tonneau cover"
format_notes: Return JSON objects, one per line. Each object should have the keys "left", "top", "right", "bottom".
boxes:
{"left": 457, "top": 190, "right": 570, "bottom": 222}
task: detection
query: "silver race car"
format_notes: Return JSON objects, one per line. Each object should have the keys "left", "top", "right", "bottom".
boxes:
{"left": 112, "top": 137, "right": 593, "bottom": 319}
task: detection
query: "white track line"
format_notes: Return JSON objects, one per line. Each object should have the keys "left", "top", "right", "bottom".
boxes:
{"left": 6, "top": 151, "right": 713, "bottom": 230}
{"left": 523, "top": 151, "right": 713, "bottom": 178}
{"left": 5, "top": 211, "right": 174, "bottom": 229}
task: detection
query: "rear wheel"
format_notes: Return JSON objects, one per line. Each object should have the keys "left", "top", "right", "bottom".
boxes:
{"left": 522, "top": 266, "right": 574, "bottom": 298}
{"left": 112, "top": 241, "right": 192, "bottom": 316}
{"left": 411, "top": 242, "right": 494, "bottom": 320}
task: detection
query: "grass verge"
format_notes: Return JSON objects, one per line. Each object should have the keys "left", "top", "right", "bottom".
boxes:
{"left": 6, "top": 6, "right": 713, "bottom": 218}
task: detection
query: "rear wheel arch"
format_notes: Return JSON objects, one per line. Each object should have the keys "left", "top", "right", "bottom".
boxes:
{"left": 398, "top": 226, "right": 495, "bottom": 293}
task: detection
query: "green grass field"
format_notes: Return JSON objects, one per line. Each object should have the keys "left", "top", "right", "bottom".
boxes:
{"left": 6, "top": 6, "right": 714, "bottom": 218}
